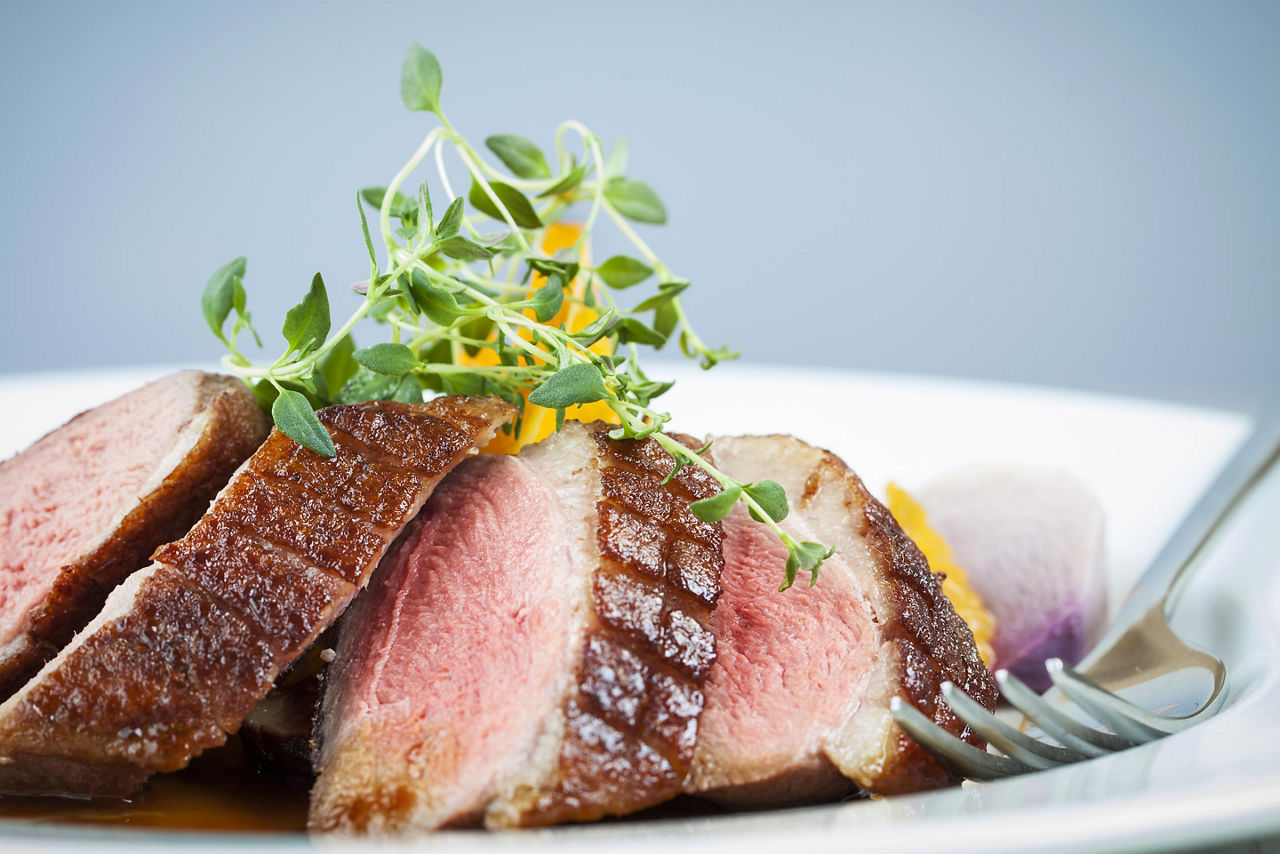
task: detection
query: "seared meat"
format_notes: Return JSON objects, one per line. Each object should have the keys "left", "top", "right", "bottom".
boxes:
{"left": 687, "top": 435, "right": 996, "bottom": 805}
{"left": 0, "top": 397, "right": 514, "bottom": 797}
{"left": 310, "top": 422, "right": 724, "bottom": 832}
{"left": 0, "top": 371, "right": 268, "bottom": 699}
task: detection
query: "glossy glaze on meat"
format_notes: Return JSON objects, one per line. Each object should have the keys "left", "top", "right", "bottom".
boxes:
{"left": 0, "top": 397, "right": 514, "bottom": 797}
{"left": 0, "top": 371, "right": 269, "bottom": 700}
{"left": 310, "top": 423, "right": 724, "bottom": 832}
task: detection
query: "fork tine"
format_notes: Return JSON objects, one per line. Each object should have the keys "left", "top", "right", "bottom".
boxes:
{"left": 940, "top": 682, "right": 1089, "bottom": 768}
{"left": 889, "top": 696, "right": 1030, "bottom": 780}
{"left": 996, "top": 669, "right": 1136, "bottom": 756}
{"left": 1049, "top": 659, "right": 1229, "bottom": 739}
{"left": 1047, "top": 660, "right": 1166, "bottom": 742}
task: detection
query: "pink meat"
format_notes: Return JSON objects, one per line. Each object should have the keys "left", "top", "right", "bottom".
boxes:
{"left": 691, "top": 508, "right": 877, "bottom": 803}
{"left": 311, "top": 422, "right": 726, "bottom": 833}
{"left": 688, "top": 434, "right": 996, "bottom": 804}
{"left": 0, "top": 371, "right": 268, "bottom": 696}
{"left": 316, "top": 454, "right": 573, "bottom": 829}
{"left": 0, "top": 396, "right": 515, "bottom": 798}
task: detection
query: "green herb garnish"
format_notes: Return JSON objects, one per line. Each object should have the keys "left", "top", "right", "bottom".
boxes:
{"left": 201, "top": 42, "right": 833, "bottom": 589}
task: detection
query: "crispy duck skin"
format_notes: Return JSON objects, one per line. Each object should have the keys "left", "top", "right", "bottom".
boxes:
{"left": 309, "top": 424, "right": 724, "bottom": 832}
{"left": 0, "top": 397, "right": 514, "bottom": 798}
{"left": 0, "top": 371, "right": 270, "bottom": 700}
{"left": 512, "top": 428, "right": 724, "bottom": 826}
{"left": 688, "top": 435, "right": 997, "bottom": 804}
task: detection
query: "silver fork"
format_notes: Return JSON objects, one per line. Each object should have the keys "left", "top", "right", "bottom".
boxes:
{"left": 891, "top": 402, "right": 1280, "bottom": 780}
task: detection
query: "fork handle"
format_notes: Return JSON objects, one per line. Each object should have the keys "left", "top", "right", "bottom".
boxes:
{"left": 1087, "top": 401, "right": 1280, "bottom": 665}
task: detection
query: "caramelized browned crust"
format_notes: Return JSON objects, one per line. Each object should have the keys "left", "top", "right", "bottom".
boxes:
{"left": 0, "top": 373, "right": 269, "bottom": 699}
{"left": 804, "top": 447, "right": 996, "bottom": 793}
{"left": 0, "top": 397, "right": 514, "bottom": 798}
{"left": 508, "top": 429, "right": 722, "bottom": 826}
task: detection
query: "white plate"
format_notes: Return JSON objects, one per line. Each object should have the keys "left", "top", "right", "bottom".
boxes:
{"left": 1, "top": 363, "right": 1276, "bottom": 853}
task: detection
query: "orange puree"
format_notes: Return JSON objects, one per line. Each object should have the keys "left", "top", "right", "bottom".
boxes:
{"left": 465, "top": 222, "right": 618, "bottom": 454}
{"left": 886, "top": 483, "right": 997, "bottom": 666}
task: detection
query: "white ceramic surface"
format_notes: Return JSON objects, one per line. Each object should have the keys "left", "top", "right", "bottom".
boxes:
{"left": 0, "top": 364, "right": 1274, "bottom": 853}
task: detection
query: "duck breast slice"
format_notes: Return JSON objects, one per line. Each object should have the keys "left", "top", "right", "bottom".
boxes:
{"left": 0, "top": 396, "right": 514, "bottom": 797}
{"left": 310, "top": 422, "right": 725, "bottom": 833}
{"left": 688, "top": 435, "right": 996, "bottom": 805}
{"left": 0, "top": 371, "right": 269, "bottom": 699}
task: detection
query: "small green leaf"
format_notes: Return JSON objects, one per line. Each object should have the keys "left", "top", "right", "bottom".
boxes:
{"left": 272, "top": 389, "right": 335, "bottom": 457}
{"left": 653, "top": 300, "right": 678, "bottom": 341}
{"left": 468, "top": 179, "right": 542, "bottom": 229}
{"left": 401, "top": 42, "right": 443, "bottom": 113}
{"left": 528, "top": 275, "right": 565, "bottom": 322}
{"left": 356, "top": 192, "right": 377, "bottom": 268}
{"left": 537, "top": 161, "right": 587, "bottom": 198}
{"left": 436, "top": 235, "right": 494, "bottom": 261}
{"left": 315, "top": 334, "right": 357, "bottom": 403}
{"left": 417, "top": 181, "right": 434, "bottom": 236}
{"left": 596, "top": 255, "right": 654, "bottom": 289}
{"left": 360, "top": 187, "right": 415, "bottom": 218}
{"left": 615, "top": 317, "right": 667, "bottom": 347}
{"left": 336, "top": 366, "right": 395, "bottom": 404}
{"left": 528, "top": 362, "right": 609, "bottom": 409}
{"left": 282, "top": 273, "right": 331, "bottom": 355}
{"left": 745, "top": 479, "right": 789, "bottom": 523}
{"left": 388, "top": 374, "right": 424, "bottom": 403}
{"left": 690, "top": 485, "right": 742, "bottom": 524}
{"left": 353, "top": 342, "right": 418, "bottom": 377}
{"left": 488, "top": 232, "right": 524, "bottom": 255}
{"left": 568, "top": 309, "right": 615, "bottom": 345}
{"left": 441, "top": 373, "right": 488, "bottom": 397}
{"left": 407, "top": 268, "right": 467, "bottom": 327}
{"left": 782, "top": 540, "right": 837, "bottom": 590}
{"left": 633, "top": 280, "right": 691, "bottom": 312}
{"left": 604, "top": 178, "right": 667, "bottom": 224}
{"left": 604, "top": 138, "right": 628, "bottom": 179}
{"left": 485, "top": 134, "right": 552, "bottom": 180}
{"left": 434, "top": 197, "right": 464, "bottom": 240}
{"left": 201, "top": 256, "right": 246, "bottom": 343}
{"left": 232, "top": 274, "right": 248, "bottom": 316}
{"left": 527, "top": 257, "right": 579, "bottom": 283}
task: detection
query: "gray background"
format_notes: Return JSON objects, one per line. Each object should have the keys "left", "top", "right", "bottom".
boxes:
{"left": 1, "top": 1, "right": 1276, "bottom": 411}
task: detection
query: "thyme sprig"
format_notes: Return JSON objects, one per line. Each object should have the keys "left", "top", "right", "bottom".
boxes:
{"left": 200, "top": 42, "right": 833, "bottom": 589}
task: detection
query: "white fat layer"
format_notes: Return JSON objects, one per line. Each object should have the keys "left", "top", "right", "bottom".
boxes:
{"left": 483, "top": 423, "right": 601, "bottom": 829}
{"left": 710, "top": 435, "right": 891, "bottom": 790}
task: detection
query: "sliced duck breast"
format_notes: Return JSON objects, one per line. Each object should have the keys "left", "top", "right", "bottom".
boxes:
{"left": 0, "top": 371, "right": 269, "bottom": 699}
{"left": 310, "top": 422, "right": 724, "bottom": 833}
{"left": 688, "top": 435, "right": 995, "bottom": 805}
{"left": 0, "top": 396, "right": 514, "bottom": 797}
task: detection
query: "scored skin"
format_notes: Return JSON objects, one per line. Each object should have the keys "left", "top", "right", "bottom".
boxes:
{"left": 707, "top": 435, "right": 996, "bottom": 796}
{"left": 0, "top": 396, "right": 515, "bottom": 798}
{"left": 0, "top": 372, "right": 269, "bottom": 700}
{"left": 308, "top": 422, "right": 724, "bottom": 833}
{"left": 499, "top": 426, "right": 724, "bottom": 826}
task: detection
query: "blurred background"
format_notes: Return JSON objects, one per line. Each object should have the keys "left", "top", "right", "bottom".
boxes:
{"left": 0, "top": 0, "right": 1276, "bottom": 411}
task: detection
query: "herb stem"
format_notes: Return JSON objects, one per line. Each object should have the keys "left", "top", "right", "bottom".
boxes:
{"left": 204, "top": 42, "right": 831, "bottom": 587}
